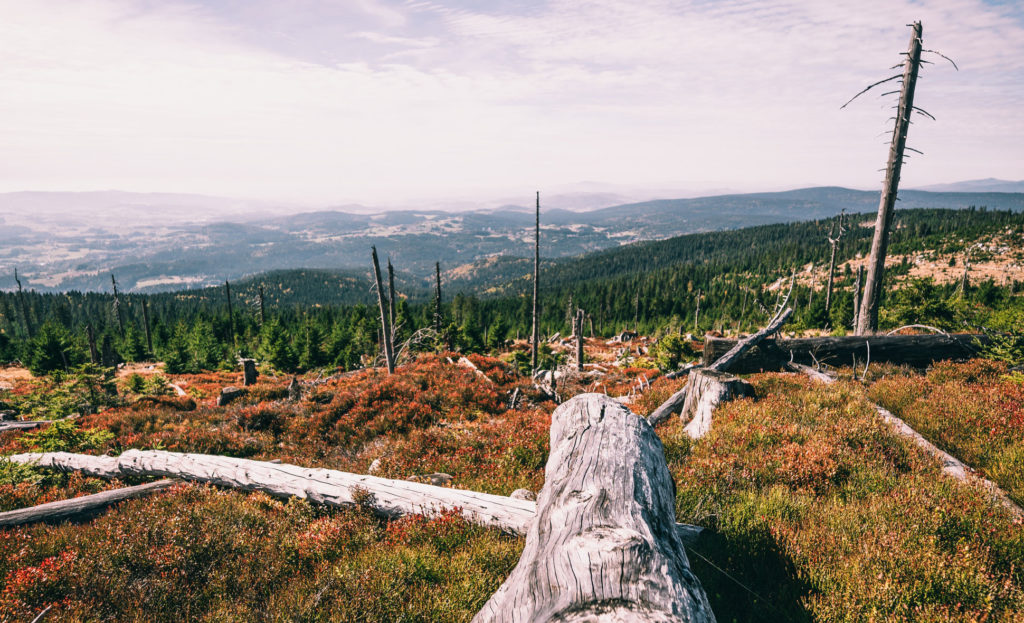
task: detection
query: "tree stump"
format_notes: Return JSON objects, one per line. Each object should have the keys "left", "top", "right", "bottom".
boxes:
{"left": 680, "top": 369, "right": 753, "bottom": 439}
{"left": 473, "top": 393, "right": 714, "bottom": 623}
{"left": 217, "top": 386, "right": 246, "bottom": 407}
{"left": 241, "top": 359, "right": 258, "bottom": 386}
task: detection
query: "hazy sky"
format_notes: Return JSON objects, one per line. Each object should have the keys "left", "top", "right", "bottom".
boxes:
{"left": 1, "top": 0, "right": 1022, "bottom": 205}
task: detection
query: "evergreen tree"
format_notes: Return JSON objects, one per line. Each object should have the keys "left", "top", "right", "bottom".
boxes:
{"left": 27, "top": 321, "right": 84, "bottom": 376}
{"left": 258, "top": 318, "right": 297, "bottom": 372}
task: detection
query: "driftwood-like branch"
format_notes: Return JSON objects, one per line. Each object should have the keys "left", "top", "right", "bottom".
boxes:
{"left": 4, "top": 450, "right": 705, "bottom": 542}
{"left": 647, "top": 386, "right": 689, "bottom": 427}
{"left": 0, "top": 479, "right": 177, "bottom": 528}
{"left": 708, "top": 308, "right": 793, "bottom": 373}
{"left": 790, "top": 366, "right": 1023, "bottom": 520}
{"left": 473, "top": 394, "right": 714, "bottom": 622}
{"left": 885, "top": 324, "right": 947, "bottom": 336}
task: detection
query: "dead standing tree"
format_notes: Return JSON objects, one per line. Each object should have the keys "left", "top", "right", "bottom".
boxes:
{"left": 531, "top": 191, "right": 540, "bottom": 373}
{"left": 224, "top": 281, "right": 236, "bottom": 349}
{"left": 371, "top": 246, "right": 395, "bottom": 374}
{"left": 847, "top": 22, "right": 955, "bottom": 334}
{"left": 110, "top": 274, "right": 125, "bottom": 337}
{"left": 824, "top": 210, "right": 846, "bottom": 313}
{"left": 13, "top": 268, "right": 33, "bottom": 338}
{"left": 387, "top": 257, "right": 397, "bottom": 338}
{"left": 434, "top": 262, "right": 443, "bottom": 333}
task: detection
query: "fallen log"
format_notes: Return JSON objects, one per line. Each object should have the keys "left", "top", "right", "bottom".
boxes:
{"left": 790, "top": 365, "right": 1023, "bottom": 521}
{"left": 4, "top": 450, "right": 706, "bottom": 542}
{"left": 473, "top": 393, "right": 714, "bottom": 623}
{"left": 680, "top": 370, "right": 753, "bottom": 440}
{"left": 707, "top": 308, "right": 792, "bottom": 373}
{"left": 0, "top": 420, "right": 46, "bottom": 433}
{"left": 647, "top": 386, "right": 688, "bottom": 427}
{"left": 0, "top": 479, "right": 177, "bottom": 528}
{"left": 704, "top": 333, "right": 987, "bottom": 374}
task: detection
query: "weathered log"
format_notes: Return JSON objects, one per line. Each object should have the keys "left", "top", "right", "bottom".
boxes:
{"left": 703, "top": 333, "right": 987, "bottom": 374}
{"left": 473, "top": 394, "right": 714, "bottom": 623}
{"left": 647, "top": 386, "right": 688, "bottom": 427}
{"left": 680, "top": 370, "right": 753, "bottom": 439}
{"left": 790, "top": 364, "right": 1024, "bottom": 520}
{"left": 0, "top": 479, "right": 177, "bottom": 527}
{"left": 0, "top": 420, "right": 46, "bottom": 432}
{"left": 5, "top": 450, "right": 705, "bottom": 543}
{"left": 707, "top": 308, "right": 792, "bottom": 373}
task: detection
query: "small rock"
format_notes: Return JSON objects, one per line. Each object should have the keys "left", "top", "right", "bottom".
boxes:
{"left": 510, "top": 488, "right": 536, "bottom": 501}
{"left": 423, "top": 473, "right": 453, "bottom": 486}
{"left": 368, "top": 458, "right": 382, "bottom": 474}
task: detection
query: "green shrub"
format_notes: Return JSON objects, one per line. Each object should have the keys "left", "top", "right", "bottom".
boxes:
{"left": 21, "top": 419, "right": 114, "bottom": 453}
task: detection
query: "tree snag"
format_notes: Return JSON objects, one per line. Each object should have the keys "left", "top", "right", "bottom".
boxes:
{"left": 856, "top": 22, "right": 924, "bottom": 335}
{"left": 371, "top": 246, "right": 395, "bottom": 374}
{"left": 531, "top": 191, "right": 540, "bottom": 373}
{"left": 472, "top": 394, "right": 715, "bottom": 623}
{"left": 680, "top": 370, "right": 752, "bottom": 439}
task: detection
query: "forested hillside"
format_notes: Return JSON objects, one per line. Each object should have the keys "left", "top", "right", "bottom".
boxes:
{"left": 1, "top": 207, "right": 1022, "bottom": 375}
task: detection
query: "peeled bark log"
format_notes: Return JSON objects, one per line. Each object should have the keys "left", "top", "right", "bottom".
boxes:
{"left": 707, "top": 308, "right": 792, "bottom": 373}
{"left": 647, "top": 386, "right": 689, "bottom": 427}
{"left": 0, "top": 479, "right": 177, "bottom": 527}
{"left": 680, "top": 370, "right": 752, "bottom": 439}
{"left": 0, "top": 420, "right": 47, "bottom": 433}
{"left": 473, "top": 393, "right": 714, "bottom": 623}
{"left": 8, "top": 450, "right": 536, "bottom": 534}
{"left": 703, "top": 333, "right": 987, "bottom": 374}
{"left": 5, "top": 450, "right": 705, "bottom": 543}
{"left": 790, "top": 365, "right": 1024, "bottom": 520}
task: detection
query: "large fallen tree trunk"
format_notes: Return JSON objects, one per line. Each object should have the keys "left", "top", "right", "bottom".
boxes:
{"left": 704, "top": 333, "right": 987, "bottom": 374}
{"left": 790, "top": 365, "right": 1024, "bottom": 521}
{"left": 0, "top": 479, "right": 177, "bottom": 528}
{"left": 5, "top": 450, "right": 706, "bottom": 543}
{"left": 7, "top": 450, "right": 536, "bottom": 535}
{"left": 473, "top": 393, "right": 714, "bottom": 623}
{"left": 680, "top": 370, "right": 752, "bottom": 439}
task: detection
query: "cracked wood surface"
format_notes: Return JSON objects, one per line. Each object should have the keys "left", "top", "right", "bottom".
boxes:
{"left": 473, "top": 393, "right": 715, "bottom": 623}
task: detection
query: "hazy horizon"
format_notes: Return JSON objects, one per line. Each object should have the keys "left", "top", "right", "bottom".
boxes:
{"left": 2, "top": 0, "right": 1023, "bottom": 207}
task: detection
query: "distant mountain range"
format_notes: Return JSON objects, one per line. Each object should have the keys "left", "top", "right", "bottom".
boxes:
{"left": 1, "top": 185, "right": 1022, "bottom": 294}
{"left": 913, "top": 178, "right": 1024, "bottom": 193}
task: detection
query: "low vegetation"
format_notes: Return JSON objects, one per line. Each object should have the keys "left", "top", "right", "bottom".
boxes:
{"left": 1, "top": 354, "right": 1022, "bottom": 621}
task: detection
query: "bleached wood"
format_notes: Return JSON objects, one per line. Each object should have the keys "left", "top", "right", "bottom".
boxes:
{"left": 5, "top": 450, "right": 705, "bottom": 541}
{"left": 473, "top": 393, "right": 714, "bottom": 623}
{"left": 790, "top": 365, "right": 1024, "bottom": 520}
{"left": 680, "top": 370, "right": 752, "bottom": 440}
{"left": 707, "top": 308, "right": 792, "bottom": 373}
{"left": 0, "top": 479, "right": 177, "bottom": 527}
{"left": 647, "top": 386, "right": 688, "bottom": 427}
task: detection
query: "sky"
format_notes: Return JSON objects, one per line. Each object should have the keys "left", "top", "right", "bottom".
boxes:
{"left": 1, "top": 0, "right": 1022, "bottom": 207}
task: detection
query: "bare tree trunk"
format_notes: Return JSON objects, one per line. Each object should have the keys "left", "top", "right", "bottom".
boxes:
{"left": 472, "top": 394, "right": 715, "bottom": 623}
{"left": 575, "top": 309, "right": 584, "bottom": 372}
{"left": 141, "top": 299, "right": 154, "bottom": 357}
{"left": 856, "top": 22, "right": 923, "bottom": 335}
{"left": 434, "top": 262, "right": 443, "bottom": 333}
{"left": 371, "top": 246, "right": 395, "bottom": 373}
{"left": 257, "top": 285, "right": 266, "bottom": 326}
{"left": 111, "top": 274, "right": 125, "bottom": 337}
{"left": 13, "top": 268, "right": 33, "bottom": 338}
{"left": 86, "top": 324, "right": 99, "bottom": 365}
{"left": 693, "top": 289, "right": 702, "bottom": 332}
{"left": 531, "top": 191, "right": 540, "bottom": 373}
{"left": 224, "top": 281, "right": 236, "bottom": 348}
{"left": 825, "top": 211, "right": 845, "bottom": 312}
{"left": 387, "top": 257, "right": 397, "bottom": 336}
{"left": 852, "top": 264, "right": 864, "bottom": 330}
{"left": 680, "top": 369, "right": 752, "bottom": 439}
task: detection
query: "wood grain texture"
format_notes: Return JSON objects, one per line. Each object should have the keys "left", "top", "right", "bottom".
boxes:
{"left": 473, "top": 393, "right": 715, "bottom": 623}
{"left": 5, "top": 451, "right": 707, "bottom": 542}
{"left": 8, "top": 450, "right": 536, "bottom": 534}
{"left": 0, "top": 479, "right": 177, "bottom": 527}
{"left": 680, "top": 371, "right": 752, "bottom": 440}
{"left": 707, "top": 308, "right": 792, "bottom": 373}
